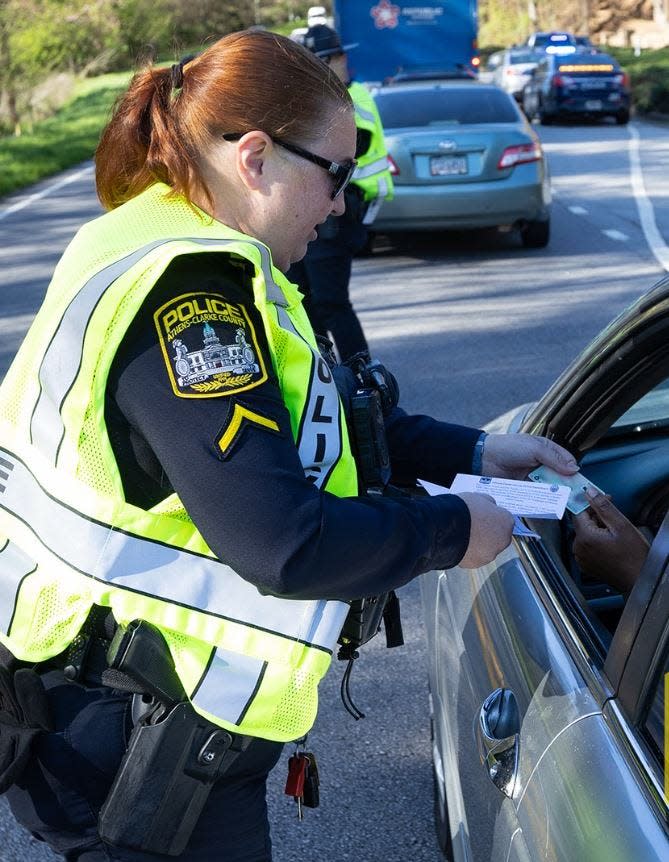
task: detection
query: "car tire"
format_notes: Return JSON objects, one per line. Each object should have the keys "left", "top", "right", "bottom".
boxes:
{"left": 521, "top": 216, "right": 550, "bottom": 248}
{"left": 539, "top": 110, "right": 554, "bottom": 125}
{"left": 615, "top": 109, "right": 630, "bottom": 125}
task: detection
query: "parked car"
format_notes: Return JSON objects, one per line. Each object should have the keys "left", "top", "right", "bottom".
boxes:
{"left": 372, "top": 80, "right": 551, "bottom": 247}
{"left": 422, "top": 272, "right": 669, "bottom": 861}
{"left": 484, "top": 49, "right": 540, "bottom": 101}
{"left": 523, "top": 51, "right": 631, "bottom": 124}
{"left": 525, "top": 30, "right": 577, "bottom": 54}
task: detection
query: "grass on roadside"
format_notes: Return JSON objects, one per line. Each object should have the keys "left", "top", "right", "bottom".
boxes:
{"left": 0, "top": 72, "right": 130, "bottom": 199}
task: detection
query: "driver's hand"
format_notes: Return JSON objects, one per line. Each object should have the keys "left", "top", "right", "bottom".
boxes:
{"left": 572, "top": 489, "right": 649, "bottom": 593}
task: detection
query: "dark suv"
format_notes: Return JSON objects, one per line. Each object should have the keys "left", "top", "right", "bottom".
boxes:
{"left": 523, "top": 51, "right": 630, "bottom": 124}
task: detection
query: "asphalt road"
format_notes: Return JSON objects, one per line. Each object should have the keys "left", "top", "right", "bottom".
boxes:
{"left": 0, "top": 117, "right": 667, "bottom": 862}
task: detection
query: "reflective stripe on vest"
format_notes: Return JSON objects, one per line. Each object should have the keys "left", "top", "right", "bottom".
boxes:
{"left": 354, "top": 103, "right": 376, "bottom": 125}
{"left": 275, "top": 305, "right": 342, "bottom": 488}
{"left": 353, "top": 156, "right": 392, "bottom": 181}
{"left": 0, "top": 446, "right": 345, "bottom": 653}
{"left": 30, "top": 237, "right": 287, "bottom": 468}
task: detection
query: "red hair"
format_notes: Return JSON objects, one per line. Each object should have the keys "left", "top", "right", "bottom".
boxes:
{"left": 95, "top": 30, "right": 352, "bottom": 210}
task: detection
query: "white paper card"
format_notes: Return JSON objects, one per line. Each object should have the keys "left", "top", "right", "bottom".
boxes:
{"left": 448, "top": 474, "right": 570, "bottom": 519}
{"left": 418, "top": 479, "right": 542, "bottom": 537}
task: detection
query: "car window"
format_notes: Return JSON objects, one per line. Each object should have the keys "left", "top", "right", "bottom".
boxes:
{"left": 375, "top": 88, "right": 520, "bottom": 127}
{"left": 642, "top": 641, "right": 668, "bottom": 777}
{"left": 508, "top": 52, "right": 537, "bottom": 65}
{"left": 610, "top": 379, "right": 669, "bottom": 433}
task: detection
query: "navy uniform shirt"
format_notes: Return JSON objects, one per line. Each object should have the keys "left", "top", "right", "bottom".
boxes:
{"left": 105, "top": 253, "right": 482, "bottom": 601}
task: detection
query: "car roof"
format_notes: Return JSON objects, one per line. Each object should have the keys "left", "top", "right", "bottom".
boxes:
{"left": 532, "top": 30, "right": 575, "bottom": 40}
{"left": 374, "top": 79, "right": 497, "bottom": 93}
{"left": 384, "top": 65, "right": 477, "bottom": 84}
{"left": 555, "top": 51, "right": 619, "bottom": 65}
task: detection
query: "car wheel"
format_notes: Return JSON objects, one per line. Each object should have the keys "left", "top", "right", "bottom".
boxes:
{"left": 615, "top": 109, "right": 630, "bottom": 125}
{"left": 521, "top": 216, "right": 550, "bottom": 248}
{"left": 431, "top": 716, "right": 455, "bottom": 861}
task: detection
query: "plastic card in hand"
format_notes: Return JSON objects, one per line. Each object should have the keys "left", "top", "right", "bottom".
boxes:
{"left": 528, "top": 466, "right": 603, "bottom": 515}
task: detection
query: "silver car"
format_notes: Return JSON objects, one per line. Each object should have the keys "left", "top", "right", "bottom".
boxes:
{"left": 422, "top": 273, "right": 669, "bottom": 860}
{"left": 372, "top": 81, "right": 551, "bottom": 248}
{"left": 484, "top": 49, "right": 539, "bottom": 101}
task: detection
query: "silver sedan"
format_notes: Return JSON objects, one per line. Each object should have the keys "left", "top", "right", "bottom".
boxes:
{"left": 423, "top": 272, "right": 669, "bottom": 860}
{"left": 372, "top": 80, "right": 551, "bottom": 248}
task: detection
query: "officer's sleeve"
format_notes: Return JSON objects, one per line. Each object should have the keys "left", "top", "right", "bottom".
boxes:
{"left": 384, "top": 407, "right": 483, "bottom": 488}
{"left": 108, "top": 254, "right": 472, "bottom": 601}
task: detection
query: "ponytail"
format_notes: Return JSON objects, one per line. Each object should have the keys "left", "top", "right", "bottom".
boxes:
{"left": 95, "top": 30, "right": 351, "bottom": 211}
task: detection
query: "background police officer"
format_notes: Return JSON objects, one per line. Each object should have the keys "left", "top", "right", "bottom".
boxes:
{"left": 287, "top": 23, "right": 394, "bottom": 361}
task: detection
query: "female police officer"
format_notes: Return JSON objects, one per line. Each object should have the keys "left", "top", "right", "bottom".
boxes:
{"left": 0, "top": 29, "right": 577, "bottom": 861}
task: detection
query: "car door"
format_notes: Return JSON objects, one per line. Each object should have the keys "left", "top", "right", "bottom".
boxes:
{"left": 423, "top": 541, "right": 609, "bottom": 862}
{"left": 424, "top": 273, "right": 669, "bottom": 861}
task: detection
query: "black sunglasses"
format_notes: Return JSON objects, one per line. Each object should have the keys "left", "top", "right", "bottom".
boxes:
{"left": 223, "top": 133, "right": 356, "bottom": 200}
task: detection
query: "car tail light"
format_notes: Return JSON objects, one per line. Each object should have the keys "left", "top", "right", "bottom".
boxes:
{"left": 387, "top": 154, "right": 399, "bottom": 176}
{"left": 551, "top": 74, "right": 574, "bottom": 87}
{"left": 614, "top": 71, "right": 630, "bottom": 88}
{"left": 497, "top": 142, "right": 542, "bottom": 170}
{"left": 471, "top": 55, "right": 480, "bottom": 68}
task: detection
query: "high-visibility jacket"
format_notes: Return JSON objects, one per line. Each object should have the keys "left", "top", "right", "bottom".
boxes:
{"left": 0, "top": 183, "right": 359, "bottom": 742}
{"left": 349, "top": 81, "right": 394, "bottom": 205}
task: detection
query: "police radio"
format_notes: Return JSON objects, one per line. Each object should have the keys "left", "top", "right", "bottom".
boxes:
{"left": 336, "top": 352, "right": 404, "bottom": 719}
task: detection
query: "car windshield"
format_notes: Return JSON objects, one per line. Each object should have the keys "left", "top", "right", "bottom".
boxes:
{"left": 508, "top": 52, "right": 537, "bottom": 65}
{"left": 375, "top": 87, "right": 519, "bottom": 128}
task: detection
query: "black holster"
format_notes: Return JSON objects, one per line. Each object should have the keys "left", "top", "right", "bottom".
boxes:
{"left": 99, "top": 699, "right": 247, "bottom": 856}
{"left": 97, "top": 620, "right": 251, "bottom": 856}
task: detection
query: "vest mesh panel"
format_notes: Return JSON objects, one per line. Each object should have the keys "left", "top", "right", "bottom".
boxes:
{"left": 75, "top": 268, "right": 153, "bottom": 494}
{"left": 29, "top": 580, "right": 88, "bottom": 655}
{"left": 269, "top": 666, "right": 321, "bottom": 738}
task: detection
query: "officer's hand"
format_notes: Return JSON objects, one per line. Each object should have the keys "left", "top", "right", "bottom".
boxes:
{"left": 457, "top": 492, "right": 514, "bottom": 569}
{"left": 572, "top": 489, "right": 649, "bottom": 593}
{"left": 481, "top": 433, "right": 578, "bottom": 480}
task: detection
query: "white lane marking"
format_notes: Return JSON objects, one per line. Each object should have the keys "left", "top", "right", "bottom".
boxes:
{"left": 628, "top": 124, "right": 669, "bottom": 271}
{"left": 0, "top": 163, "right": 94, "bottom": 222}
{"left": 603, "top": 229, "right": 629, "bottom": 241}
{"left": 568, "top": 205, "right": 588, "bottom": 215}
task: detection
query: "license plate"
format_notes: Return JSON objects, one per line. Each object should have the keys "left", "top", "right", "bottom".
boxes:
{"left": 585, "top": 99, "right": 602, "bottom": 110}
{"left": 430, "top": 155, "right": 467, "bottom": 176}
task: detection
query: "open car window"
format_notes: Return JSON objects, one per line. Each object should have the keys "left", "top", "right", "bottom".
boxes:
{"left": 642, "top": 644, "right": 668, "bottom": 779}
{"left": 517, "top": 276, "right": 669, "bottom": 677}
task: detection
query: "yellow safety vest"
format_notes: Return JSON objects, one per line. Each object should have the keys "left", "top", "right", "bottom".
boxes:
{"left": 349, "top": 81, "right": 394, "bottom": 205}
{"left": 0, "top": 183, "right": 359, "bottom": 742}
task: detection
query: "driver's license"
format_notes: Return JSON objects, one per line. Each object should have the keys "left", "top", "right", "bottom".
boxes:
{"left": 528, "top": 466, "right": 603, "bottom": 515}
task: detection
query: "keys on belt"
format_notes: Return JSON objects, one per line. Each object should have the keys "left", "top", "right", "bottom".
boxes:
{"left": 284, "top": 748, "right": 320, "bottom": 820}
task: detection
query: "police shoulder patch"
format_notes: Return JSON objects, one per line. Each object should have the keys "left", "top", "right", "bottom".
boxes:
{"left": 154, "top": 292, "right": 268, "bottom": 398}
